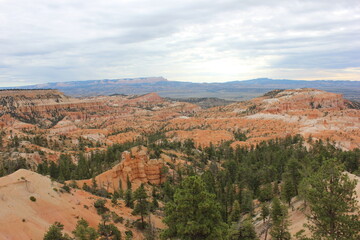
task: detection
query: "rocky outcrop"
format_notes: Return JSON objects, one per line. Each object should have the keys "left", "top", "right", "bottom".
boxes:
{"left": 258, "top": 89, "right": 346, "bottom": 113}
{"left": 76, "top": 146, "right": 167, "bottom": 192}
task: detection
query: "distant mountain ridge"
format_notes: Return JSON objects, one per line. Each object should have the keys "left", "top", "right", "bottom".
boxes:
{"left": 2, "top": 77, "right": 359, "bottom": 101}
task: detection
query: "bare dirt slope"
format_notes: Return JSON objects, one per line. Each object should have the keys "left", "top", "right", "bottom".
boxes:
{"left": 0, "top": 169, "right": 163, "bottom": 240}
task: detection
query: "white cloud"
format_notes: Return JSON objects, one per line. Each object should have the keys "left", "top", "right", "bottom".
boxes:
{"left": 0, "top": 0, "right": 359, "bottom": 86}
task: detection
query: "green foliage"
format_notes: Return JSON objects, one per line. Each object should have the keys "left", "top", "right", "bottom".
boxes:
{"left": 118, "top": 179, "right": 124, "bottom": 198}
{"left": 61, "top": 184, "right": 71, "bottom": 193}
{"left": 233, "top": 130, "right": 247, "bottom": 141}
{"left": 303, "top": 159, "right": 360, "bottom": 240}
{"left": 228, "top": 200, "right": 241, "bottom": 223}
{"left": 72, "top": 218, "right": 98, "bottom": 240}
{"left": 98, "top": 222, "right": 122, "bottom": 240}
{"left": 229, "top": 217, "right": 258, "bottom": 240}
{"left": 0, "top": 157, "right": 29, "bottom": 177}
{"left": 37, "top": 139, "right": 144, "bottom": 181}
{"left": 162, "top": 176, "right": 228, "bottom": 240}
{"left": 111, "top": 212, "right": 124, "bottom": 224}
{"left": 237, "top": 218, "right": 258, "bottom": 240}
{"left": 240, "top": 189, "right": 253, "bottom": 214}
{"left": 281, "top": 172, "right": 296, "bottom": 206}
{"left": 259, "top": 183, "right": 273, "bottom": 202}
{"left": 150, "top": 196, "right": 159, "bottom": 212}
{"left": 29, "top": 196, "right": 36, "bottom": 202}
{"left": 261, "top": 203, "right": 270, "bottom": 223}
{"left": 31, "top": 134, "right": 360, "bottom": 240}
{"left": 111, "top": 192, "right": 119, "bottom": 205}
{"left": 125, "top": 230, "right": 133, "bottom": 240}
{"left": 132, "top": 184, "right": 150, "bottom": 229}
{"left": 270, "top": 198, "right": 291, "bottom": 240}
{"left": 94, "top": 199, "right": 109, "bottom": 215}
{"left": 126, "top": 175, "right": 132, "bottom": 190}
{"left": 43, "top": 222, "right": 71, "bottom": 240}
{"left": 125, "top": 189, "right": 134, "bottom": 208}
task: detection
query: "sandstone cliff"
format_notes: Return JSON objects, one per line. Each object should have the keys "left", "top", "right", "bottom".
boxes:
{"left": 76, "top": 146, "right": 167, "bottom": 192}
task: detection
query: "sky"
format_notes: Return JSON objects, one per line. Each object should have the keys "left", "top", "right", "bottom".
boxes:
{"left": 0, "top": 0, "right": 360, "bottom": 86}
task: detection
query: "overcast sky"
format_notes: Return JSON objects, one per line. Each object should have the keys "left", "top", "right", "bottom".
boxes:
{"left": 1, "top": 0, "right": 360, "bottom": 86}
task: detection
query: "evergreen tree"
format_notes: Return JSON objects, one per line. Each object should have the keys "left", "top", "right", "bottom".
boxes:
{"left": 150, "top": 197, "right": 159, "bottom": 212}
{"left": 240, "top": 189, "right": 253, "bottom": 214}
{"left": 72, "top": 218, "right": 98, "bottom": 240}
{"left": 285, "top": 158, "right": 302, "bottom": 195}
{"left": 261, "top": 203, "right": 270, "bottom": 223}
{"left": 259, "top": 183, "right": 273, "bottom": 202}
{"left": 270, "top": 198, "right": 291, "bottom": 240}
{"left": 126, "top": 175, "right": 132, "bottom": 190}
{"left": 229, "top": 217, "right": 258, "bottom": 240}
{"left": 118, "top": 179, "right": 124, "bottom": 199}
{"left": 228, "top": 200, "right": 241, "bottom": 223}
{"left": 43, "top": 222, "right": 71, "bottom": 240}
{"left": 162, "top": 176, "right": 228, "bottom": 240}
{"left": 281, "top": 172, "right": 296, "bottom": 206}
{"left": 273, "top": 181, "right": 280, "bottom": 196}
{"left": 49, "top": 161, "right": 59, "bottom": 179}
{"left": 92, "top": 177, "right": 98, "bottom": 190}
{"left": 238, "top": 218, "right": 258, "bottom": 240}
{"left": 132, "top": 184, "right": 149, "bottom": 229}
{"left": 125, "top": 189, "right": 133, "bottom": 208}
{"left": 303, "top": 159, "right": 360, "bottom": 240}
{"left": 98, "top": 222, "right": 121, "bottom": 240}
{"left": 76, "top": 153, "right": 89, "bottom": 179}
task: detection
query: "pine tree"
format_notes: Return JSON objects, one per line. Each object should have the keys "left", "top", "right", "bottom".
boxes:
{"left": 125, "top": 189, "right": 133, "bottom": 208}
{"left": 162, "top": 176, "right": 228, "bottom": 240}
{"left": 72, "top": 218, "right": 98, "bottom": 240}
{"left": 118, "top": 179, "right": 124, "bottom": 198}
{"left": 98, "top": 222, "right": 121, "bottom": 240}
{"left": 126, "top": 175, "right": 132, "bottom": 190}
{"left": 228, "top": 200, "right": 241, "bottom": 223}
{"left": 92, "top": 177, "right": 97, "bottom": 190}
{"left": 132, "top": 184, "right": 149, "bottom": 229}
{"left": 241, "top": 189, "right": 253, "bottom": 214}
{"left": 281, "top": 172, "right": 296, "bottom": 207}
{"left": 238, "top": 218, "right": 258, "bottom": 240}
{"left": 273, "top": 181, "right": 280, "bottom": 196}
{"left": 43, "top": 222, "right": 71, "bottom": 240}
{"left": 285, "top": 158, "right": 302, "bottom": 195}
{"left": 229, "top": 217, "right": 258, "bottom": 240}
{"left": 259, "top": 183, "right": 274, "bottom": 202}
{"left": 270, "top": 198, "right": 291, "bottom": 240}
{"left": 261, "top": 203, "right": 270, "bottom": 223}
{"left": 303, "top": 159, "right": 360, "bottom": 240}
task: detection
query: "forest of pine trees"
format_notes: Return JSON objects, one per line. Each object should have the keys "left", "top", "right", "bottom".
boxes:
{"left": 4, "top": 130, "right": 359, "bottom": 240}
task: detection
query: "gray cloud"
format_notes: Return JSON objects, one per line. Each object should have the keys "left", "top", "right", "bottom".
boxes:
{"left": 0, "top": 0, "right": 359, "bottom": 86}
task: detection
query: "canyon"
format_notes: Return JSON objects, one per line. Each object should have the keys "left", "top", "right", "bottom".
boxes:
{"left": 0, "top": 88, "right": 359, "bottom": 239}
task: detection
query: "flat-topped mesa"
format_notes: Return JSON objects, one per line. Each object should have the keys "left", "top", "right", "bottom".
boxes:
{"left": 0, "top": 89, "right": 70, "bottom": 108}
{"left": 257, "top": 88, "right": 347, "bottom": 113}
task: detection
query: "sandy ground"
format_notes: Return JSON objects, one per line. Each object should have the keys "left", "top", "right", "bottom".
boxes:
{"left": 0, "top": 169, "right": 164, "bottom": 240}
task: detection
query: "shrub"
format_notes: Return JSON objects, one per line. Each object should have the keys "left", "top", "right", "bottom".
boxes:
{"left": 94, "top": 199, "right": 108, "bottom": 215}
{"left": 111, "top": 212, "right": 124, "bottom": 223}
{"left": 125, "top": 230, "right": 133, "bottom": 240}
{"left": 30, "top": 196, "right": 36, "bottom": 202}
{"left": 61, "top": 184, "right": 70, "bottom": 193}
